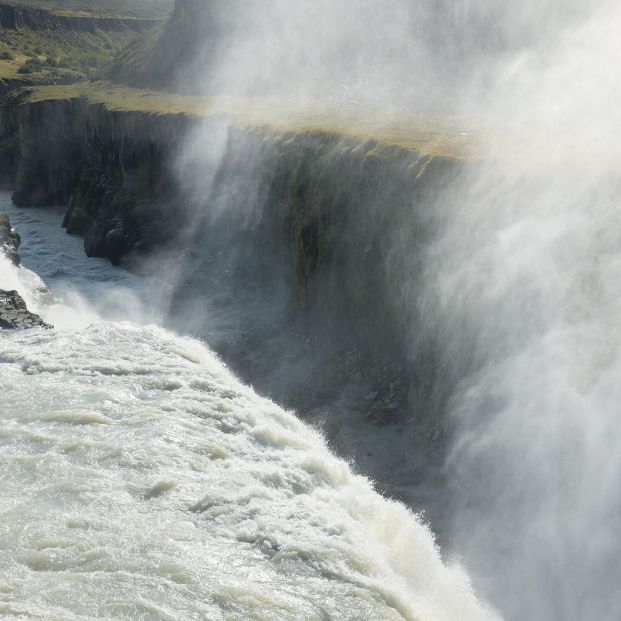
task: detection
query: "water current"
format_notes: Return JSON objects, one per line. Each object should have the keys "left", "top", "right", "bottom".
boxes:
{"left": 0, "top": 195, "right": 494, "bottom": 620}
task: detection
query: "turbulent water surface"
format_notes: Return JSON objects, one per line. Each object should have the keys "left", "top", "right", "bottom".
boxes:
{"left": 0, "top": 195, "right": 494, "bottom": 620}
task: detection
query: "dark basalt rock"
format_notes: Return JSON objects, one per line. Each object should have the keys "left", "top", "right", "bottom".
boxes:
{"left": 0, "top": 290, "right": 50, "bottom": 330}
{"left": 0, "top": 212, "right": 20, "bottom": 266}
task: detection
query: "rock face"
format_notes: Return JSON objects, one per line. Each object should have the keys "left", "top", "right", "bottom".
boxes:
{"left": 62, "top": 107, "right": 190, "bottom": 264}
{"left": 6, "top": 95, "right": 463, "bottom": 422}
{"left": 9, "top": 97, "right": 190, "bottom": 264}
{"left": 0, "top": 3, "right": 161, "bottom": 33}
{"left": 0, "top": 81, "right": 21, "bottom": 190}
{"left": 0, "top": 212, "right": 20, "bottom": 265}
{"left": 0, "top": 289, "right": 49, "bottom": 330}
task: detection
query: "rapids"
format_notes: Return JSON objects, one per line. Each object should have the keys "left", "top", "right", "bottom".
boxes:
{"left": 0, "top": 195, "right": 494, "bottom": 619}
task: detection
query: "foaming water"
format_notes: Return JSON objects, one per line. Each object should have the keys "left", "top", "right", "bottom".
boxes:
{"left": 0, "top": 201, "right": 494, "bottom": 619}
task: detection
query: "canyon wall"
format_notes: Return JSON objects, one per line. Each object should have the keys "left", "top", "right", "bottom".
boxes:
{"left": 0, "top": 2, "right": 161, "bottom": 33}
{"left": 3, "top": 93, "right": 472, "bottom": 516}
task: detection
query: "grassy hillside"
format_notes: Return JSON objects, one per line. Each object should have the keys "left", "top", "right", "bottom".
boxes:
{"left": 5, "top": 1, "right": 173, "bottom": 18}
{"left": 0, "top": 27, "right": 145, "bottom": 80}
{"left": 0, "top": 1, "right": 171, "bottom": 81}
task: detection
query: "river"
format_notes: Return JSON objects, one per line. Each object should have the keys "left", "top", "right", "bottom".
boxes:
{"left": 0, "top": 195, "right": 494, "bottom": 619}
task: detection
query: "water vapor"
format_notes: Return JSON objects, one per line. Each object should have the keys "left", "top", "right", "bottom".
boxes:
{"left": 174, "top": 1, "right": 621, "bottom": 619}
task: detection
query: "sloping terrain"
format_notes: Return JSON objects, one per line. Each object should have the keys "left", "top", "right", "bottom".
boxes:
{"left": 108, "top": 0, "right": 213, "bottom": 92}
{"left": 0, "top": 1, "right": 168, "bottom": 80}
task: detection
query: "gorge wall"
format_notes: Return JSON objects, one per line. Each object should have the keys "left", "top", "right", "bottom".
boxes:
{"left": 2, "top": 91, "right": 475, "bottom": 518}
{"left": 11, "top": 96, "right": 190, "bottom": 263}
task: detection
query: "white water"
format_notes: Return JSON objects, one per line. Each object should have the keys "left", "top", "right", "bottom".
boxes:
{"left": 0, "top": 197, "right": 494, "bottom": 619}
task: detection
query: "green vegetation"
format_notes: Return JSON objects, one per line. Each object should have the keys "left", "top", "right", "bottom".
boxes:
{"left": 0, "top": 0, "right": 173, "bottom": 81}
{"left": 16, "top": 57, "right": 42, "bottom": 74}
{"left": 0, "top": 24, "right": 150, "bottom": 81}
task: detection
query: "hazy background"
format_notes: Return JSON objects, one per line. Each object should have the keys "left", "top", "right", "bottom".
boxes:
{"left": 175, "top": 0, "right": 595, "bottom": 110}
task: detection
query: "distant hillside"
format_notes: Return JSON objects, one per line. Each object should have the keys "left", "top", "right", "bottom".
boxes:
{"left": 0, "top": 1, "right": 166, "bottom": 81}
{"left": 6, "top": 0, "right": 173, "bottom": 18}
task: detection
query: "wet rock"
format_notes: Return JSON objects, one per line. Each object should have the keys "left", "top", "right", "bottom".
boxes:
{"left": 0, "top": 290, "right": 50, "bottom": 330}
{"left": 0, "top": 212, "right": 20, "bottom": 266}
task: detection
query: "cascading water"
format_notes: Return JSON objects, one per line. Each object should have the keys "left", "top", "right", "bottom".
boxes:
{"left": 0, "top": 196, "right": 495, "bottom": 619}
{"left": 421, "top": 2, "right": 621, "bottom": 618}
{"left": 419, "top": 169, "right": 621, "bottom": 621}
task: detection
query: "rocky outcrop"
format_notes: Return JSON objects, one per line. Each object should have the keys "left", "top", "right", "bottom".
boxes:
{"left": 0, "top": 3, "right": 161, "bottom": 33}
{"left": 0, "top": 288, "right": 49, "bottom": 329}
{"left": 0, "top": 213, "right": 51, "bottom": 330}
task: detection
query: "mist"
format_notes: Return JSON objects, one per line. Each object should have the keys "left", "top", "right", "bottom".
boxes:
{"left": 431, "top": 1, "right": 621, "bottom": 619}
{"left": 164, "top": 0, "right": 621, "bottom": 619}
{"left": 174, "top": 0, "right": 595, "bottom": 109}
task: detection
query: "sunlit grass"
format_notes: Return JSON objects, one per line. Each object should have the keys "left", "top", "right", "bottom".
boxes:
{"left": 0, "top": 58, "right": 21, "bottom": 79}
{"left": 24, "top": 81, "right": 482, "bottom": 159}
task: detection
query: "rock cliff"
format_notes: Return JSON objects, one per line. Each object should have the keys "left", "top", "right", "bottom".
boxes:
{"left": 9, "top": 95, "right": 192, "bottom": 262}
{"left": 4, "top": 89, "right": 471, "bottom": 512}
{"left": 0, "top": 2, "right": 160, "bottom": 33}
